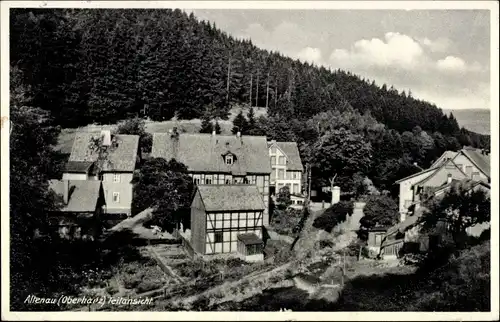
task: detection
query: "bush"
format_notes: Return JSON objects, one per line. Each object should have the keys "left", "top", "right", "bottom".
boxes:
{"left": 105, "top": 284, "right": 118, "bottom": 295}
{"left": 122, "top": 274, "right": 142, "bottom": 289}
{"left": 313, "top": 201, "right": 354, "bottom": 232}
{"left": 137, "top": 280, "right": 160, "bottom": 293}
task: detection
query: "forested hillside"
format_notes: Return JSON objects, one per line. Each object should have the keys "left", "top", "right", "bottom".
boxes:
{"left": 10, "top": 8, "right": 490, "bottom": 193}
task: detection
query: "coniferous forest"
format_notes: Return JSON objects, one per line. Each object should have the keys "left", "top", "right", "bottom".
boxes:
{"left": 10, "top": 8, "right": 490, "bottom": 194}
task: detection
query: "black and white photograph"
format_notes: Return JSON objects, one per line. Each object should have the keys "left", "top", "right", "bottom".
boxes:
{"left": 1, "top": 1, "right": 498, "bottom": 320}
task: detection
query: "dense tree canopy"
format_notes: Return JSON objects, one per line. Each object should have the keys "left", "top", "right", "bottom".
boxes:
{"left": 131, "top": 158, "right": 194, "bottom": 230}
{"left": 10, "top": 8, "right": 489, "bottom": 150}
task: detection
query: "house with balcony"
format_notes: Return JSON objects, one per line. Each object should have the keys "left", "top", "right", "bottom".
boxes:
{"left": 267, "top": 140, "right": 304, "bottom": 204}
{"left": 151, "top": 129, "right": 271, "bottom": 226}
{"left": 395, "top": 158, "right": 468, "bottom": 222}
{"left": 380, "top": 178, "right": 490, "bottom": 259}
{"left": 63, "top": 130, "right": 140, "bottom": 216}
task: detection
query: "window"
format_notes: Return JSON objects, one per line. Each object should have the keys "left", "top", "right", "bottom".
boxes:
{"left": 465, "top": 165, "right": 473, "bottom": 176}
{"left": 278, "top": 156, "right": 285, "bottom": 165}
{"left": 278, "top": 169, "right": 285, "bottom": 180}
{"left": 271, "top": 156, "right": 276, "bottom": 164}
{"left": 205, "top": 178, "right": 212, "bottom": 184}
{"left": 271, "top": 168, "right": 276, "bottom": 180}
{"left": 225, "top": 155, "right": 233, "bottom": 165}
{"left": 194, "top": 178, "right": 200, "bottom": 185}
{"left": 225, "top": 179, "right": 231, "bottom": 184}
{"left": 113, "top": 173, "right": 121, "bottom": 183}
{"left": 297, "top": 200, "right": 303, "bottom": 205}
{"left": 214, "top": 231, "right": 223, "bottom": 243}
{"left": 243, "top": 178, "right": 249, "bottom": 184}
{"left": 293, "top": 184, "right": 299, "bottom": 194}
{"left": 112, "top": 192, "right": 120, "bottom": 203}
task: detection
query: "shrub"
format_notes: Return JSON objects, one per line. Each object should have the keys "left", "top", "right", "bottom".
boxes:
{"left": 122, "top": 274, "right": 142, "bottom": 289}
{"left": 105, "top": 284, "right": 118, "bottom": 295}
{"left": 313, "top": 201, "right": 354, "bottom": 233}
{"left": 137, "top": 280, "right": 159, "bottom": 293}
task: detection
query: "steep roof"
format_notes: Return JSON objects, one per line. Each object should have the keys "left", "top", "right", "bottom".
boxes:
{"left": 413, "top": 159, "right": 467, "bottom": 187}
{"left": 395, "top": 167, "right": 437, "bottom": 184}
{"left": 68, "top": 132, "right": 139, "bottom": 172}
{"left": 195, "top": 184, "right": 266, "bottom": 211}
{"left": 268, "top": 141, "right": 304, "bottom": 171}
{"left": 459, "top": 148, "right": 490, "bottom": 178}
{"left": 49, "top": 180, "right": 103, "bottom": 213}
{"left": 64, "top": 161, "right": 95, "bottom": 173}
{"left": 430, "top": 150, "right": 458, "bottom": 168}
{"left": 152, "top": 133, "right": 271, "bottom": 174}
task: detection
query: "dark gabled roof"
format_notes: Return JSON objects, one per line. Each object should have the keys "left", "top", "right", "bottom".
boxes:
{"left": 459, "top": 148, "right": 490, "bottom": 178}
{"left": 268, "top": 141, "right": 304, "bottom": 171}
{"left": 237, "top": 233, "right": 263, "bottom": 245}
{"left": 152, "top": 133, "right": 271, "bottom": 174}
{"left": 68, "top": 132, "right": 139, "bottom": 172}
{"left": 64, "top": 161, "right": 94, "bottom": 173}
{"left": 432, "top": 178, "right": 491, "bottom": 195}
{"left": 49, "top": 180, "right": 102, "bottom": 213}
{"left": 195, "top": 184, "right": 266, "bottom": 211}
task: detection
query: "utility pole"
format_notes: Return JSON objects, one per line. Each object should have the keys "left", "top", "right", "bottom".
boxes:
{"left": 226, "top": 56, "right": 231, "bottom": 107}
{"left": 256, "top": 70, "right": 259, "bottom": 107}
{"left": 249, "top": 74, "right": 253, "bottom": 106}
{"left": 266, "top": 72, "right": 270, "bottom": 108}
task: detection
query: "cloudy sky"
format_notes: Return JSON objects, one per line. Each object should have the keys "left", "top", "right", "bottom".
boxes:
{"left": 188, "top": 9, "right": 491, "bottom": 110}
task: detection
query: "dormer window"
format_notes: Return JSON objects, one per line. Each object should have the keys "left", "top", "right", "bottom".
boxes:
{"left": 225, "top": 155, "right": 233, "bottom": 165}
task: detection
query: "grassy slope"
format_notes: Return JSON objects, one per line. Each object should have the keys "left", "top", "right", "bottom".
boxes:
{"left": 55, "top": 106, "right": 267, "bottom": 154}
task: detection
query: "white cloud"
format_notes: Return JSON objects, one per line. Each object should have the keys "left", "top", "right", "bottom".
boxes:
{"left": 420, "top": 37, "right": 451, "bottom": 53}
{"left": 297, "top": 47, "right": 322, "bottom": 64}
{"left": 330, "top": 32, "right": 425, "bottom": 70}
{"left": 436, "top": 56, "right": 467, "bottom": 72}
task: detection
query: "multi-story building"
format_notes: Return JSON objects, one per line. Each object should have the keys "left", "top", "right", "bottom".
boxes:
{"left": 151, "top": 130, "right": 271, "bottom": 226}
{"left": 190, "top": 184, "right": 265, "bottom": 260}
{"left": 267, "top": 140, "right": 304, "bottom": 199}
{"left": 63, "top": 130, "right": 140, "bottom": 216}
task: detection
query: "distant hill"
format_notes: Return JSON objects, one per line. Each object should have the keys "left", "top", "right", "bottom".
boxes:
{"left": 444, "top": 109, "right": 490, "bottom": 135}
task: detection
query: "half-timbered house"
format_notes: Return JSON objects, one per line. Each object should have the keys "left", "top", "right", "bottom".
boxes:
{"left": 190, "top": 184, "right": 265, "bottom": 261}
{"left": 151, "top": 129, "right": 271, "bottom": 226}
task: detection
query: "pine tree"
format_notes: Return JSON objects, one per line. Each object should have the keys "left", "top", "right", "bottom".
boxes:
{"left": 247, "top": 107, "right": 256, "bottom": 131}
{"left": 200, "top": 114, "right": 213, "bottom": 133}
{"left": 215, "top": 120, "right": 222, "bottom": 134}
{"left": 232, "top": 110, "right": 248, "bottom": 134}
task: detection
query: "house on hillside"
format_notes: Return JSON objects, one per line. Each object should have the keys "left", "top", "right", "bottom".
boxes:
{"left": 190, "top": 184, "right": 265, "bottom": 261}
{"left": 430, "top": 147, "right": 490, "bottom": 182}
{"left": 380, "top": 179, "right": 491, "bottom": 259}
{"left": 268, "top": 140, "right": 304, "bottom": 195}
{"left": 63, "top": 130, "right": 140, "bottom": 216}
{"left": 46, "top": 179, "right": 106, "bottom": 240}
{"left": 151, "top": 129, "right": 271, "bottom": 226}
{"left": 395, "top": 158, "right": 468, "bottom": 222}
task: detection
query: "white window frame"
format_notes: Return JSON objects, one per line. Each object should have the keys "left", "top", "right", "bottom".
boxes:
{"left": 112, "top": 192, "right": 120, "bottom": 203}
{"left": 113, "top": 173, "right": 121, "bottom": 183}
{"left": 226, "top": 155, "right": 233, "bottom": 165}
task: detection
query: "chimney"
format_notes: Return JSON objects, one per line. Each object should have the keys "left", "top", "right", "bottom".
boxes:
{"left": 101, "top": 130, "right": 111, "bottom": 147}
{"left": 63, "top": 180, "right": 70, "bottom": 205}
{"left": 447, "top": 173, "right": 452, "bottom": 184}
{"left": 236, "top": 131, "right": 241, "bottom": 138}
{"left": 270, "top": 139, "right": 276, "bottom": 144}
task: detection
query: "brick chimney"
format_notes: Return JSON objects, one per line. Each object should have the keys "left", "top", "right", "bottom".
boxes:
{"left": 63, "top": 180, "right": 70, "bottom": 205}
